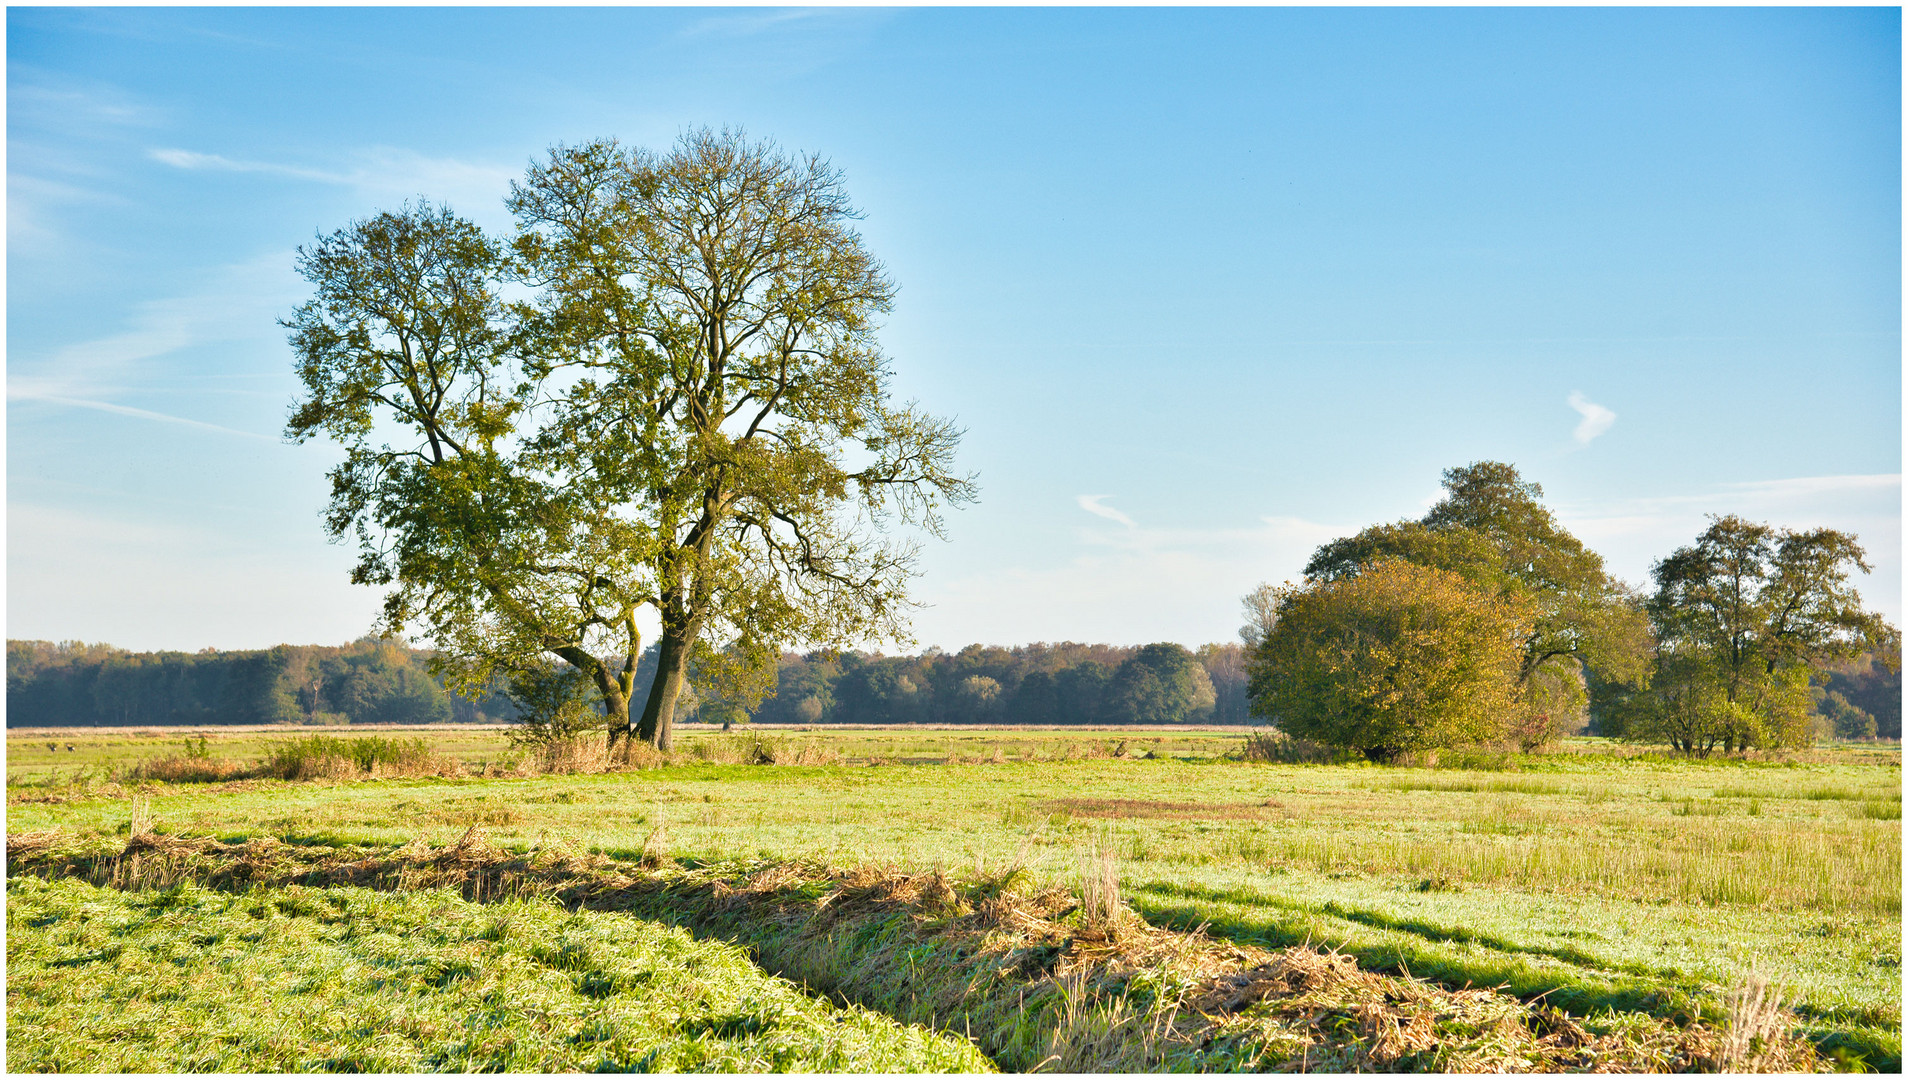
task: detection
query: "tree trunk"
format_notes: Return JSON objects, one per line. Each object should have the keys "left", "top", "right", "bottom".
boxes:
{"left": 602, "top": 689, "right": 631, "bottom": 749}
{"left": 637, "top": 516, "right": 719, "bottom": 752}
{"left": 636, "top": 631, "right": 693, "bottom": 752}
{"left": 552, "top": 646, "right": 631, "bottom": 750}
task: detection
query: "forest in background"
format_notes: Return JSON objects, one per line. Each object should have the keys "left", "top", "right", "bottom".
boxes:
{"left": 5, "top": 638, "right": 1255, "bottom": 729}
{"left": 5, "top": 639, "right": 511, "bottom": 728}
{"left": 6, "top": 636, "right": 1895, "bottom": 738}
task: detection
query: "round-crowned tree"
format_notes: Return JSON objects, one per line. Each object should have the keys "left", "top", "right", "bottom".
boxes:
{"left": 1103, "top": 643, "right": 1217, "bottom": 724}
{"left": 1246, "top": 559, "right": 1528, "bottom": 762}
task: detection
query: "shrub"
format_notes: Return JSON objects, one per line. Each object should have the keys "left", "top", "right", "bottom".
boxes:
{"left": 1246, "top": 559, "right": 1528, "bottom": 763}
{"left": 263, "top": 736, "right": 442, "bottom": 780}
{"left": 503, "top": 664, "right": 601, "bottom": 748}
{"left": 1240, "top": 729, "right": 1348, "bottom": 765}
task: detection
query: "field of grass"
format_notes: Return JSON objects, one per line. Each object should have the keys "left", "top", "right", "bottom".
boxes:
{"left": 6, "top": 725, "right": 1899, "bottom": 1071}
{"left": 2, "top": 723, "right": 1247, "bottom": 784}
{"left": 6, "top": 875, "right": 989, "bottom": 1072}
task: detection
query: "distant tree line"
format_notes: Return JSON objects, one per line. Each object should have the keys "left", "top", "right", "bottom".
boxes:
{"left": 7, "top": 637, "right": 1251, "bottom": 730}
{"left": 746, "top": 642, "right": 1247, "bottom": 727}
{"left": 1810, "top": 648, "right": 1901, "bottom": 740}
{"left": 5, "top": 639, "right": 513, "bottom": 728}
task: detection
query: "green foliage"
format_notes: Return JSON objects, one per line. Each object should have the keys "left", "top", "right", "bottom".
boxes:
{"left": 1102, "top": 643, "right": 1216, "bottom": 724}
{"left": 1622, "top": 516, "right": 1894, "bottom": 755}
{"left": 503, "top": 663, "right": 600, "bottom": 747}
{"left": 1247, "top": 560, "right": 1529, "bottom": 762}
{"left": 742, "top": 642, "right": 1250, "bottom": 727}
{"left": 4, "top": 877, "right": 990, "bottom": 1073}
{"left": 1817, "top": 645, "right": 1902, "bottom": 739}
{"left": 286, "top": 131, "right": 974, "bottom": 752}
{"left": 6, "top": 638, "right": 467, "bottom": 727}
{"left": 1299, "top": 462, "right": 1652, "bottom": 699}
{"left": 1816, "top": 689, "right": 1879, "bottom": 741}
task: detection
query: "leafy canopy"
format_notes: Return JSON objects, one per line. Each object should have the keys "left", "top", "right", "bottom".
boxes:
{"left": 285, "top": 130, "right": 973, "bottom": 750}
{"left": 1247, "top": 559, "right": 1530, "bottom": 763}
{"left": 1303, "top": 462, "right": 1650, "bottom": 692}
{"left": 1609, "top": 515, "right": 1895, "bottom": 754}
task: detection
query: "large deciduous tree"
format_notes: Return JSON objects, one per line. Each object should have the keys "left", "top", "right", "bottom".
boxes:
{"left": 1296, "top": 462, "right": 1649, "bottom": 747}
{"left": 286, "top": 130, "right": 973, "bottom": 751}
{"left": 1245, "top": 559, "right": 1529, "bottom": 762}
{"left": 1608, "top": 515, "right": 1895, "bottom": 754}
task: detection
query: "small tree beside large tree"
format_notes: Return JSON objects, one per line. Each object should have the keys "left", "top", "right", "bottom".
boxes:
{"left": 1295, "top": 462, "right": 1651, "bottom": 748}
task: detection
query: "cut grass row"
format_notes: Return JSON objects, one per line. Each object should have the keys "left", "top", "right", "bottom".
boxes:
{"left": 5, "top": 874, "right": 990, "bottom": 1073}
{"left": 6, "top": 829, "right": 1829, "bottom": 1073}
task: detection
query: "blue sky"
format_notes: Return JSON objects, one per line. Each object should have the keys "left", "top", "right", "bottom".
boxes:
{"left": 7, "top": 5, "right": 1901, "bottom": 653}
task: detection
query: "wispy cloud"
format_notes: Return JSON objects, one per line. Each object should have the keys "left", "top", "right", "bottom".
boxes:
{"left": 149, "top": 146, "right": 518, "bottom": 213}
{"left": 9, "top": 393, "right": 272, "bottom": 440}
{"left": 8, "top": 251, "right": 303, "bottom": 439}
{"left": 148, "top": 147, "right": 341, "bottom": 181}
{"left": 6, "top": 172, "right": 128, "bottom": 254}
{"left": 10, "top": 81, "right": 165, "bottom": 128}
{"left": 1567, "top": 390, "right": 1616, "bottom": 445}
{"left": 10, "top": 250, "right": 300, "bottom": 397}
{"left": 1555, "top": 474, "right": 1901, "bottom": 621}
{"left": 6, "top": 502, "right": 380, "bottom": 651}
{"left": 917, "top": 511, "right": 1353, "bottom": 648}
{"left": 679, "top": 7, "right": 844, "bottom": 38}
{"left": 1076, "top": 494, "right": 1135, "bottom": 528}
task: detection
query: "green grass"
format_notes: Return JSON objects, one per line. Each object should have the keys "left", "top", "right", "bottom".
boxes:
{"left": 7, "top": 830, "right": 1825, "bottom": 1074}
{"left": 8, "top": 728, "right": 1900, "bottom": 1070}
{"left": 5, "top": 874, "right": 992, "bottom": 1073}
{"left": 2, "top": 724, "right": 1247, "bottom": 784}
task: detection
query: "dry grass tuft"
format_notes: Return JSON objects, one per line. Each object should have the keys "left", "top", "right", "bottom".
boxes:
{"left": 1241, "top": 728, "right": 1344, "bottom": 764}
{"left": 682, "top": 733, "right": 842, "bottom": 767}
{"left": 127, "top": 798, "right": 154, "bottom": 840}
{"left": 1077, "top": 843, "right": 1125, "bottom": 940}
{"left": 1714, "top": 971, "right": 1810, "bottom": 1073}
{"left": 125, "top": 755, "right": 252, "bottom": 784}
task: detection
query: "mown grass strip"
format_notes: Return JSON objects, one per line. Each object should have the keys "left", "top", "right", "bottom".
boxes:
{"left": 6, "top": 828, "right": 1837, "bottom": 1073}
{"left": 1128, "top": 879, "right": 1897, "bottom": 1073}
{"left": 5, "top": 875, "right": 992, "bottom": 1073}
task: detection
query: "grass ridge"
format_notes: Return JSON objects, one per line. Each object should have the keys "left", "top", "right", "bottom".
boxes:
{"left": 7, "top": 827, "right": 1836, "bottom": 1073}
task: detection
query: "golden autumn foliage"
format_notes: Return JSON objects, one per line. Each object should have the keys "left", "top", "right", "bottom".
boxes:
{"left": 1245, "top": 559, "right": 1530, "bottom": 762}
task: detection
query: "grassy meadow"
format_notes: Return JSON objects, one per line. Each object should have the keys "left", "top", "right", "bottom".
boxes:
{"left": 6, "top": 875, "right": 990, "bottom": 1072}
{"left": 7, "top": 724, "right": 1900, "bottom": 1072}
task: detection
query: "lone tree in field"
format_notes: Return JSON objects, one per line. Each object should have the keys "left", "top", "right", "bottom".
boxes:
{"left": 1245, "top": 559, "right": 1530, "bottom": 762}
{"left": 286, "top": 129, "right": 973, "bottom": 751}
{"left": 1604, "top": 515, "right": 1894, "bottom": 755}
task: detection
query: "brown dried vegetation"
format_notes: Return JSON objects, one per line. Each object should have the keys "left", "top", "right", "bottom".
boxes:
{"left": 5, "top": 827, "right": 1825, "bottom": 1073}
